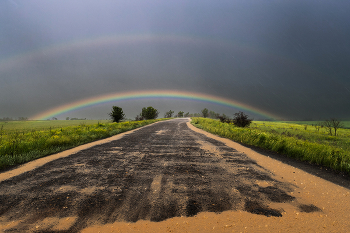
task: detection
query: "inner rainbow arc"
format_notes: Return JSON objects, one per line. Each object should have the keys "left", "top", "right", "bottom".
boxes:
{"left": 30, "top": 90, "right": 280, "bottom": 120}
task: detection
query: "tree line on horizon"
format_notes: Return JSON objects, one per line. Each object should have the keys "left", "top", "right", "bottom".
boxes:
{"left": 109, "top": 106, "right": 253, "bottom": 128}
{"left": 1, "top": 106, "right": 346, "bottom": 135}
{"left": 109, "top": 105, "right": 345, "bottom": 134}
{"left": 0, "top": 117, "right": 28, "bottom": 121}
{"left": 109, "top": 106, "right": 224, "bottom": 123}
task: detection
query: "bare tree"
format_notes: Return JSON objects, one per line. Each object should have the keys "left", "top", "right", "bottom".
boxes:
{"left": 164, "top": 110, "right": 174, "bottom": 118}
{"left": 323, "top": 120, "right": 333, "bottom": 136}
{"left": 330, "top": 118, "right": 343, "bottom": 136}
{"left": 314, "top": 122, "right": 322, "bottom": 131}
{"left": 324, "top": 118, "right": 344, "bottom": 136}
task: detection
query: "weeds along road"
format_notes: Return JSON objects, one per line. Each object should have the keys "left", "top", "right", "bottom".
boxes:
{"left": 0, "top": 118, "right": 349, "bottom": 232}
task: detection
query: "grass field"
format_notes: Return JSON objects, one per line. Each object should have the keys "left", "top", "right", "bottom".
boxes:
{"left": 0, "top": 119, "right": 165, "bottom": 171}
{"left": 278, "top": 121, "right": 350, "bottom": 129}
{"left": 191, "top": 118, "right": 350, "bottom": 175}
{"left": 0, "top": 120, "right": 111, "bottom": 133}
{"left": 250, "top": 121, "right": 350, "bottom": 151}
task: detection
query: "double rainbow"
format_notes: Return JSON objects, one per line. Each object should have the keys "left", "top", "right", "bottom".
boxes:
{"left": 1, "top": 34, "right": 291, "bottom": 121}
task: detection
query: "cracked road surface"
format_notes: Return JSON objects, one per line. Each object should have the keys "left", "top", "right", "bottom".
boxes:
{"left": 0, "top": 118, "right": 347, "bottom": 232}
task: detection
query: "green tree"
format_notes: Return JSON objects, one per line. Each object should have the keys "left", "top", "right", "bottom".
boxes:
{"left": 109, "top": 106, "right": 125, "bottom": 123}
{"left": 141, "top": 106, "right": 159, "bottom": 120}
{"left": 232, "top": 111, "right": 252, "bottom": 127}
{"left": 164, "top": 110, "right": 174, "bottom": 118}
{"left": 184, "top": 112, "right": 190, "bottom": 117}
{"left": 177, "top": 111, "right": 184, "bottom": 117}
{"left": 201, "top": 108, "right": 209, "bottom": 118}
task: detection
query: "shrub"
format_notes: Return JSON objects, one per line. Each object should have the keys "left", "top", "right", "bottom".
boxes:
{"left": 218, "top": 115, "right": 233, "bottom": 123}
{"left": 233, "top": 111, "right": 252, "bottom": 127}
{"left": 135, "top": 115, "right": 144, "bottom": 121}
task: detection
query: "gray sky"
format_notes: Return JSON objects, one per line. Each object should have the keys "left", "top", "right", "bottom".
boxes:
{"left": 1, "top": 0, "right": 350, "bottom": 120}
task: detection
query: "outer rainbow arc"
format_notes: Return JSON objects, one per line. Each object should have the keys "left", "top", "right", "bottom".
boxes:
{"left": 0, "top": 34, "right": 315, "bottom": 76}
{"left": 0, "top": 35, "right": 225, "bottom": 71}
{"left": 30, "top": 90, "right": 280, "bottom": 120}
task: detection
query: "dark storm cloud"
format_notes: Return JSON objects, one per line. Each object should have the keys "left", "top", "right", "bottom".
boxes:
{"left": 1, "top": 0, "right": 350, "bottom": 120}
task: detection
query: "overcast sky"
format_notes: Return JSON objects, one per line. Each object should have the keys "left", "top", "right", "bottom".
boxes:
{"left": 1, "top": 0, "right": 350, "bottom": 120}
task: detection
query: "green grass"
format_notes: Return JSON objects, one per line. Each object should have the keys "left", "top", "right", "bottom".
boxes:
{"left": 191, "top": 118, "right": 350, "bottom": 174}
{"left": 0, "top": 119, "right": 166, "bottom": 171}
{"left": 278, "top": 121, "right": 350, "bottom": 128}
{"left": 0, "top": 120, "right": 111, "bottom": 133}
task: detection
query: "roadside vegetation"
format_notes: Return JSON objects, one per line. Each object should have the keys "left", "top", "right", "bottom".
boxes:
{"left": 3, "top": 104, "right": 349, "bottom": 175}
{"left": 191, "top": 117, "right": 350, "bottom": 175}
{"left": 0, "top": 119, "right": 164, "bottom": 170}
{"left": 0, "top": 120, "right": 110, "bottom": 133}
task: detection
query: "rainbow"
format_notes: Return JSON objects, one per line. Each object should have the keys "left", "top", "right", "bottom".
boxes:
{"left": 0, "top": 35, "right": 230, "bottom": 71}
{"left": 0, "top": 34, "right": 307, "bottom": 74}
{"left": 30, "top": 90, "right": 280, "bottom": 120}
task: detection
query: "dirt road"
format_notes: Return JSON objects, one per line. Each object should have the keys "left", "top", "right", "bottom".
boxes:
{"left": 0, "top": 118, "right": 349, "bottom": 232}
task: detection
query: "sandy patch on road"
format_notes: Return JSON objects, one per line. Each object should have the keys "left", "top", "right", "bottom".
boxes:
{"left": 0, "top": 217, "right": 77, "bottom": 232}
{"left": 155, "top": 129, "right": 168, "bottom": 135}
{"left": 81, "top": 210, "right": 347, "bottom": 233}
{"left": 80, "top": 120, "right": 350, "bottom": 233}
